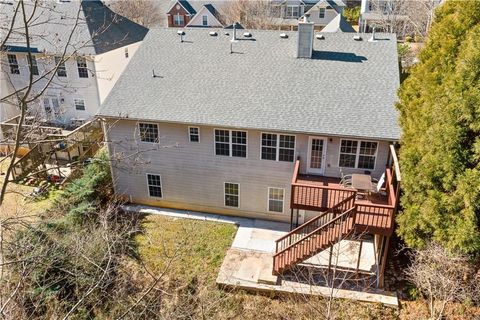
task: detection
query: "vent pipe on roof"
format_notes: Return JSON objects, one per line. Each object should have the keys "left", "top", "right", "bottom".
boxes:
{"left": 232, "top": 22, "right": 237, "bottom": 41}
{"left": 369, "top": 27, "right": 377, "bottom": 42}
{"left": 297, "top": 14, "right": 314, "bottom": 59}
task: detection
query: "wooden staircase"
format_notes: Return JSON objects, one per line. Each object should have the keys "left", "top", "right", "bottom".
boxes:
{"left": 273, "top": 193, "right": 357, "bottom": 275}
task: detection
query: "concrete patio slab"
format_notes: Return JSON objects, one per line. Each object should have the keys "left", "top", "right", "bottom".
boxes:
{"left": 218, "top": 248, "right": 399, "bottom": 308}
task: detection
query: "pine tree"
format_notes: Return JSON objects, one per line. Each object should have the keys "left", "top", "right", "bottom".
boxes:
{"left": 396, "top": 1, "right": 480, "bottom": 254}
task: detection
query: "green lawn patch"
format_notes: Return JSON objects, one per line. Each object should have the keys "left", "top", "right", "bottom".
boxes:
{"left": 136, "top": 215, "right": 237, "bottom": 283}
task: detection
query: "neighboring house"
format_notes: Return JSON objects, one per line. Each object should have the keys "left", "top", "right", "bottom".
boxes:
{"left": 186, "top": 4, "right": 225, "bottom": 28}
{"left": 301, "top": 0, "right": 346, "bottom": 27}
{"left": 271, "top": 0, "right": 346, "bottom": 29}
{"left": 99, "top": 19, "right": 401, "bottom": 285}
{"left": 359, "top": 0, "right": 408, "bottom": 33}
{"left": 166, "top": 0, "right": 196, "bottom": 28}
{"left": 320, "top": 13, "right": 356, "bottom": 32}
{"left": 0, "top": 0, "right": 148, "bottom": 126}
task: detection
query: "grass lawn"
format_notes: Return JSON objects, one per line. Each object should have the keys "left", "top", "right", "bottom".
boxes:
{"left": 136, "top": 214, "right": 237, "bottom": 283}
{"left": 0, "top": 160, "right": 58, "bottom": 221}
{"left": 133, "top": 215, "right": 399, "bottom": 319}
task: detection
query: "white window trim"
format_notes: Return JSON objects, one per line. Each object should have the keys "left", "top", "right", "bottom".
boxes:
{"left": 338, "top": 138, "right": 378, "bottom": 170}
{"left": 224, "top": 182, "right": 240, "bottom": 208}
{"left": 267, "top": 187, "right": 285, "bottom": 214}
{"left": 174, "top": 13, "right": 184, "bottom": 25}
{"left": 319, "top": 7, "right": 326, "bottom": 18}
{"left": 213, "top": 128, "right": 248, "bottom": 158}
{"left": 260, "top": 132, "right": 296, "bottom": 162}
{"left": 7, "top": 54, "right": 20, "bottom": 75}
{"left": 188, "top": 126, "right": 200, "bottom": 142}
{"left": 137, "top": 121, "right": 160, "bottom": 144}
{"left": 73, "top": 98, "right": 86, "bottom": 111}
{"left": 146, "top": 173, "right": 164, "bottom": 199}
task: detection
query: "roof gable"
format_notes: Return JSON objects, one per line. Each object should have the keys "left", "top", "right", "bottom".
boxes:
{"left": 321, "top": 14, "right": 356, "bottom": 32}
{"left": 167, "top": 0, "right": 196, "bottom": 15}
{"left": 186, "top": 4, "right": 224, "bottom": 27}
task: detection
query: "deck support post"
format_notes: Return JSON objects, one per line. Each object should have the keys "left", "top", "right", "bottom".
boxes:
{"left": 290, "top": 208, "right": 294, "bottom": 231}
{"left": 356, "top": 239, "right": 363, "bottom": 275}
{"left": 378, "top": 235, "right": 390, "bottom": 289}
{"left": 328, "top": 246, "right": 333, "bottom": 274}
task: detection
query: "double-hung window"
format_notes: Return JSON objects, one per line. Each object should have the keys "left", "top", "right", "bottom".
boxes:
{"left": 189, "top": 126, "right": 200, "bottom": 142}
{"left": 55, "top": 56, "right": 67, "bottom": 77}
{"left": 268, "top": 188, "right": 284, "bottom": 213}
{"left": 224, "top": 182, "right": 239, "bottom": 207}
{"left": 147, "top": 174, "right": 163, "bottom": 198}
{"left": 74, "top": 99, "right": 86, "bottom": 111}
{"left": 214, "top": 129, "right": 247, "bottom": 158}
{"left": 261, "top": 133, "right": 295, "bottom": 162}
{"left": 7, "top": 54, "right": 19, "bottom": 74}
{"left": 319, "top": 8, "right": 326, "bottom": 18}
{"left": 29, "top": 56, "right": 39, "bottom": 75}
{"left": 286, "top": 5, "right": 299, "bottom": 18}
{"left": 76, "top": 57, "right": 88, "bottom": 78}
{"left": 339, "top": 140, "right": 378, "bottom": 170}
{"left": 202, "top": 15, "right": 208, "bottom": 26}
{"left": 138, "top": 123, "right": 159, "bottom": 143}
{"left": 174, "top": 14, "right": 184, "bottom": 26}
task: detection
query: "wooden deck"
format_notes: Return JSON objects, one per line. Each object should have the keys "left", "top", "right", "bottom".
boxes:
{"left": 290, "top": 162, "right": 400, "bottom": 236}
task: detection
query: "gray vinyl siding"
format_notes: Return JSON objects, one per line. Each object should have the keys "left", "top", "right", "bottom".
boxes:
{"left": 105, "top": 119, "right": 393, "bottom": 222}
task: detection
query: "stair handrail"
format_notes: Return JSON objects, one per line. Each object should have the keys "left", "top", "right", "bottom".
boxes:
{"left": 275, "top": 193, "right": 356, "bottom": 253}
{"left": 276, "top": 192, "right": 356, "bottom": 245}
{"left": 274, "top": 205, "right": 357, "bottom": 258}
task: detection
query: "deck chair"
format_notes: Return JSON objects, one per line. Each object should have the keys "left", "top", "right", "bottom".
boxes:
{"left": 372, "top": 172, "right": 386, "bottom": 194}
{"left": 339, "top": 169, "right": 353, "bottom": 188}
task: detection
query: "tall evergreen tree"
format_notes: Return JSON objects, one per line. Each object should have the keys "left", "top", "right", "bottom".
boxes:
{"left": 396, "top": 1, "right": 480, "bottom": 254}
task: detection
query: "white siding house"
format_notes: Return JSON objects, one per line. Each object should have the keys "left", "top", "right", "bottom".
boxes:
{"left": 98, "top": 25, "right": 400, "bottom": 222}
{"left": 0, "top": 0, "right": 148, "bottom": 126}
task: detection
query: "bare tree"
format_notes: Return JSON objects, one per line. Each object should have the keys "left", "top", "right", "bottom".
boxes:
{"left": 367, "top": 0, "right": 440, "bottom": 39}
{"left": 108, "top": 0, "right": 163, "bottom": 27}
{"left": 222, "top": 0, "right": 278, "bottom": 30}
{"left": 405, "top": 243, "right": 479, "bottom": 320}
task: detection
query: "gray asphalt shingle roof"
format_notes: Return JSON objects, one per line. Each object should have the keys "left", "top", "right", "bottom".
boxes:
{"left": 98, "top": 28, "right": 401, "bottom": 140}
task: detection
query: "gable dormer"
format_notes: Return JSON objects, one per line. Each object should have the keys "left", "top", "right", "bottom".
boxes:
{"left": 167, "top": 0, "right": 196, "bottom": 27}
{"left": 186, "top": 4, "right": 225, "bottom": 28}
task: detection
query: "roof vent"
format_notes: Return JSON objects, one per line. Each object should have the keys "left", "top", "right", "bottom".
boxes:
{"left": 224, "top": 32, "right": 229, "bottom": 36}
{"left": 209, "top": 31, "right": 218, "bottom": 36}
{"left": 315, "top": 34, "right": 325, "bottom": 40}
{"left": 280, "top": 33, "right": 288, "bottom": 39}
{"left": 243, "top": 32, "right": 252, "bottom": 38}
{"left": 177, "top": 30, "right": 185, "bottom": 36}
{"left": 353, "top": 35, "right": 362, "bottom": 41}
{"left": 369, "top": 27, "right": 377, "bottom": 42}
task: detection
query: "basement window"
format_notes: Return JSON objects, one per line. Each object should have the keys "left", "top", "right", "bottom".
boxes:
{"left": 224, "top": 182, "right": 239, "bottom": 207}
{"left": 147, "top": 174, "right": 163, "bottom": 198}
{"left": 268, "top": 187, "right": 284, "bottom": 213}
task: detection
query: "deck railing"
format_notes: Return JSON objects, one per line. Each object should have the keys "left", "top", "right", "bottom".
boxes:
{"left": 290, "top": 145, "right": 401, "bottom": 234}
